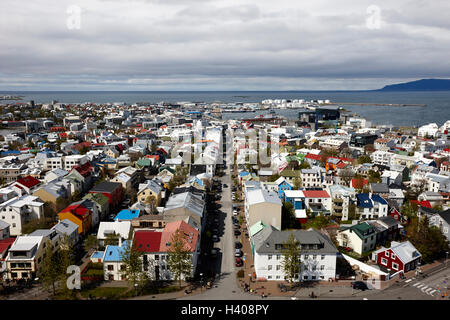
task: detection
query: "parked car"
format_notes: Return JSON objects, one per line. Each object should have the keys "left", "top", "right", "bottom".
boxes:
{"left": 235, "top": 249, "right": 243, "bottom": 257}
{"left": 233, "top": 210, "right": 238, "bottom": 216}
{"left": 210, "top": 248, "right": 219, "bottom": 258}
{"left": 212, "top": 228, "right": 219, "bottom": 235}
{"left": 235, "top": 241, "right": 242, "bottom": 249}
{"left": 223, "top": 184, "right": 228, "bottom": 188}
{"left": 234, "top": 229, "right": 241, "bottom": 236}
{"left": 232, "top": 217, "right": 238, "bottom": 223}
{"left": 351, "top": 281, "right": 368, "bottom": 291}
{"left": 212, "top": 235, "right": 219, "bottom": 242}
{"left": 235, "top": 258, "right": 243, "bottom": 267}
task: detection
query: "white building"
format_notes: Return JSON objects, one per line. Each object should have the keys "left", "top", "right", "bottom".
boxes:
{"left": 0, "top": 195, "right": 44, "bottom": 236}
{"left": 252, "top": 227, "right": 338, "bottom": 281}
{"left": 418, "top": 123, "right": 440, "bottom": 138}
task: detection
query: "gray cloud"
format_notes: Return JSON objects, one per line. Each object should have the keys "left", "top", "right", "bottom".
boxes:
{"left": 0, "top": 0, "right": 449, "bottom": 90}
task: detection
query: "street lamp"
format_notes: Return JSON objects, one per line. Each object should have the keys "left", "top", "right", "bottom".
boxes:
{"left": 134, "top": 283, "right": 138, "bottom": 297}
{"left": 200, "top": 273, "right": 203, "bottom": 293}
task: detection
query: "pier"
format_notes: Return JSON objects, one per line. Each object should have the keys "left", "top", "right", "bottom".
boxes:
{"left": 325, "top": 102, "right": 427, "bottom": 107}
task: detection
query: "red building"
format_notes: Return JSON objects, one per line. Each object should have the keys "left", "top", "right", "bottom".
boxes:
{"left": 373, "top": 241, "right": 421, "bottom": 274}
{"left": 89, "top": 181, "right": 123, "bottom": 210}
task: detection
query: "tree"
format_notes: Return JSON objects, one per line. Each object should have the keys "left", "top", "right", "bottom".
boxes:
{"left": 338, "top": 168, "right": 354, "bottom": 186}
{"left": 357, "top": 155, "right": 372, "bottom": 164}
{"left": 282, "top": 202, "right": 297, "bottom": 230}
{"left": 281, "top": 233, "right": 301, "bottom": 283}
{"left": 145, "top": 195, "right": 157, "bottom": 214}
{"left": 58, "top": 235, "right": 76, "bottom": 297}
{"left": 40, "top": 240, "right": 60, "bottom": 297}
{"left": 406, "top": 215, "right": 450, "bottom": 263}
{"left": 299, "top": 161, "right": 311, "bottom": 170}
{"left": 166, "top": 229, "right": 193, "bottom": 289}
{"left": 84, "top": 234, "right": 98, "bottom": 252}
{"left": 368, "top": 170, "right": 381, "bottom": 183}
{"left": 293, "top": 177, "right": 302, "bottom": 189}
{"left": 269, "top": 173, "right": 281, "bottom": 182}
{"left": 120, "top": 240, "right": 146, "bottom": 290}
{"left": 104, "top": 232, "right": 121, "bottom": 246}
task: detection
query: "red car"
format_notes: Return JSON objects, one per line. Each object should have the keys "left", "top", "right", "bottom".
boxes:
{"left": 235, "top": 258, "right": 243, "bottom": 267}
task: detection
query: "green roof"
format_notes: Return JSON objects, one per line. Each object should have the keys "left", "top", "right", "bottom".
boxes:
{"left": 137, "top": 158, "right": 152, "bottom": 167}
{"left": 83, "top": 192, "right": 109, "bottom": 207}
{"left": 280, "top": 169, "right": 300, "bottom": 178}
{"left": 249, "top": 220, "right": 267, "bottom": 237}
{"left": 340, "top": 222, "right": 375, "bottom": 240}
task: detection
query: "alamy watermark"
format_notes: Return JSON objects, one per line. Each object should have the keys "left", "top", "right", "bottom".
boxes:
{"left": 366, "top": 5, "right": 382, "bottom": 30}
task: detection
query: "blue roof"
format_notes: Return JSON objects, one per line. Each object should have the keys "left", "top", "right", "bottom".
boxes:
{"left": 1, "top": 150, "right": 21, "bottom": 156}
{"left": 114, "top": 209, "right": 140, "bottom": 221}
{"left": 91, "top": 251, "right": 105, "bottom": 259}
{"left": 103, "top": 241, "right": 131, "bottom": 262}
{"left": 372, "top": 194, "right": 388, "bottom": 205}
{"left": 239, "top": 171, "right": 250, "bottom": 177}
{"left": 357, "top": 193, "right": 373, "bottom": 208}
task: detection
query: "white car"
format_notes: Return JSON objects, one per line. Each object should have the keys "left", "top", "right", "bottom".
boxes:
{"left": 233, "top": 210, "right": 238, "bottom": 216}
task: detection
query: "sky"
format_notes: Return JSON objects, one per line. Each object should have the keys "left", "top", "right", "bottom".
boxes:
{"left": 0, "top": 0, "right": 450, "bottom": 91}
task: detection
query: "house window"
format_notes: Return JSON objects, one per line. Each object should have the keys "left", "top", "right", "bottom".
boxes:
{"left": 268, "top": 265, "right": 272, "bottom": 270}
{"left": 276, "top": 275, "right": 280, "bottom": 279}
{"left": 120, "top": 265, "right": 126, "bottom": 271}
{"left": 303, "top": 276, "right": 308, "bottom": 280}
{"left": 107, "top": 265, "right": 114, "bottom": 271}
{"left": 381, "top": 258, "right": 387, "bottom": 266}
{"left": 385, "top": 251, "right": 390, "bottom": 258}
{"left": 321, "top": 255, "right": 325, "bottom": 260}
{"left": 276, "top": 254, "right": 281, "bottom": 260}
{"left": 392, "top": 263, "right": 399, "bottom": 271}
{"left": 268, "top": 276, "right": 272, "bottom": 279}
{"left": 320, "top": 265, "right": 325, "bottom": 270}
{"left": 391, "top": 253, "right": 396, "bottom": 259}
{"left": 155, "top": 255, "right": 159, "bottom": 260}
{"left": 268, "top": 255, "right": 272, "bottom": 260}
{"left": 276, "top": 265, "right": 281, "bottom": 271}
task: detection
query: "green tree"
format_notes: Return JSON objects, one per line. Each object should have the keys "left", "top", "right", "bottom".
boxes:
{"left": 368, "top": 170, "right": 381, "bottom": 183}
{"left": 166, "top": 229, "right": 193, "bottom": 289}
{"left": 281, "top": 233, "right": 301, "bottom": 283}
{"left": 357, "top": 155, "right": 372, "bottom": 164}
{"left": 406, "top": 215, "right": 450, "bottom": 263}
{"left": 299, "top": 161, "right": 311, "bottom": 170}
{"left": 120, "top": 240, "right": 145, "bottom": 291}
{"left": 293, "top": 177, "right": 302, "bottom": 189}
{"left": 58, "top": 235, "right": 76, "bottom": 297}
{"left": 40, "top": 240, "right": 60, "bottom": 296}
{"left": 104, "top": 232, "right": 121, "bottom": 246}
{"left": 282, "top": 201, "right": 297, "bottom": 230}
{"left": 84, "top": 234, "right": 98, "bottom": 252}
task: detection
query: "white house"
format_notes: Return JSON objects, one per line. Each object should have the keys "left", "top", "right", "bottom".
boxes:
{"left": 0, "top": 195, "right": 44, "bottom": 236}
{"left": 337, "top": 221, "right": 377, "bottom": 254}
{"left": 252, "top": 227, "right": 338, "bottom": 281}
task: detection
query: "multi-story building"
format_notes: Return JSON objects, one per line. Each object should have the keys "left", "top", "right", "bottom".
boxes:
{"left": 0, "top": 195, "right": 44, "bottom": 236}
{"left": 252, "top": 226, "right": 338, "bottom": 281}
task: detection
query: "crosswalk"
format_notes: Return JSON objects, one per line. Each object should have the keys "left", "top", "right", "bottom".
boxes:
{"left": 410, "top": 281, "right": 438, "bottom": 296}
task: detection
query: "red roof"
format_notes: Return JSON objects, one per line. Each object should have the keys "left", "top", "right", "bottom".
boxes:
{"left": 410, "top": 200, "right": 432, "bottom": 208}
{"left": 159, "top": 221, "right": 199, "bottom": 252}
{"left": 15, "top": 176, "right": 40, "bottom": 189}
{"left": 72, "top": 162, "right": 93, "bottom": 178}
{"left": 146, "top": 155, "right": 160, "bottom": 160}
{"left": 302, "top": 190, "right": 330, "bottom": 198}
{"left": 305, "top": 153, "right": 322, "bottom": 161}
{"left": 0, "top": 238, "right": 15, "bottom": 256}
{"left": 351, "top": 178, "right": 369, "bottom": 189}
{"left": 134, "top": 230, "right": 162, "bottom": 253}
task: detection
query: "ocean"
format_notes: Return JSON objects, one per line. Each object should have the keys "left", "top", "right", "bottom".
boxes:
{"left": 1, "top": 90, "right": 449, "bottom": 127}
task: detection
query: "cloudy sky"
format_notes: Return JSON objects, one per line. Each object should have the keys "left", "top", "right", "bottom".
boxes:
{"left": 0, "top": 0, "right": 449, "bottom": 90}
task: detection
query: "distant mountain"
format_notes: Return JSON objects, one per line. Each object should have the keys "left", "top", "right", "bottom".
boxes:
{"left": 378, "top": 79, "right": 450, "bottom": 91}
